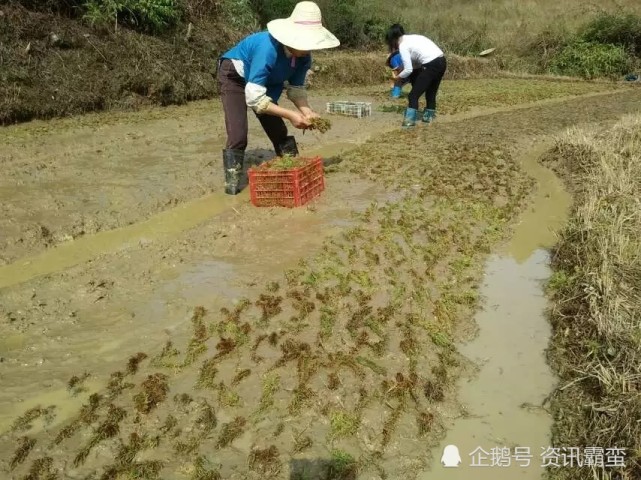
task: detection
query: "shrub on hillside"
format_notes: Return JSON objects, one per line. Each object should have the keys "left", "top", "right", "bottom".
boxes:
{"left": 248, "top": 0, "right": 388, "bottom": 48}
{"left": 248, "top": 0, "right": 296, "bottom": 25}
{"left": 549, "top": 41, "right": 631, "bottom": 79}
{"left": 83, "top": 0, "right": 183, "bottom": 33}
{"left": 581, "top": 12, "right": 641, "bottom": 57}
{"left": 9, "top": 0, "right": 87, "bottom": 16}
{"left": 220, "top": 0, "right": 260, "bottom": 33}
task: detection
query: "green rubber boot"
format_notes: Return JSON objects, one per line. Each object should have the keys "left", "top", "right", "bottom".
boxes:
{"left": 422, "top": 108, "right": 436, "bottom": 123}
{"left": 402, "top": 108, "right": 418, "bottom": 128}
{"left": 223, "top": 149, "right": 244, "bottom": 195}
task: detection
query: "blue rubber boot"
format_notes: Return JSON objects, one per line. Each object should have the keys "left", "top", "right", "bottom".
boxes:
{"left": 391, "top": 85, "right": 402, "bottom": 98}
{"left": 402, "top": 108, "right": 418, "bottom": 128}
{"left": 422, "top": 108, "right": 436, "bottom": 123}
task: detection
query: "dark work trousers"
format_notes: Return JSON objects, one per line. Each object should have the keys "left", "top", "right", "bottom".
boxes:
{"left": 217, "top": 58, "right": 288, "bottom": 151}
{"left": 407, "top": 56, "right": 447, "bottom": 110}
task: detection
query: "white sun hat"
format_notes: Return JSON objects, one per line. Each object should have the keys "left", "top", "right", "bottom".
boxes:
{"left": 267, "top": 1, "right": 340, "bottom": 51}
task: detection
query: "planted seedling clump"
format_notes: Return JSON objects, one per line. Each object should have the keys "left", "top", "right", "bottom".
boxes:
{"left": 134, "top": 373, "right": 169, "bottom": 414}
{"left": 307, "top": 117, "right": 332, "bottom": 133}
{"left": 257, "top": 154, "right": 309, "bottom": 170}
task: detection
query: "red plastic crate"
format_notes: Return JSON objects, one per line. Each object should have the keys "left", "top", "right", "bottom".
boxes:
{"left": 248, "top": 156, "right": 325, "bottom": 207}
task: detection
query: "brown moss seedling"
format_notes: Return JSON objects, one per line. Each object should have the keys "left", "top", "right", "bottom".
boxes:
{"left": 399, "top": 336, "right": 419, "bottom": 358}
{"left": 381, "top": 406, "right": 403, "bottom": 448}
{"left": 68, "top": 372, "right": 91, "bottom": 394}
{"left": 74, "top": 405, "right": 126, "bottom": 467}
{"left": 251, "top": 334, "right": 268, "bottom": 363}
{"left": 174, "top": 393, "right": 194, "bottom": 407}
{"left": 273, "top": 422, "right": 285, "bottom": 437}
{"left": 126, "top": 352, "right": 148, "bottom": 375}
{"left": 248, "top": 446, "right": 281, "bottom": 475}
{"left": 120, "top": 461, "right": 164, "bottom": 480}
{"left": 231, "top": 369, "right": 251, "bottom": 386}
{"left": 288, "top": 386, "right": 315, "bottom": 415}
{"left": 196, "top": 358, "right": 218, "bottom": 389}
{"left": 268, "top": 331, "right": 279, "bottom": 347}
{"left": 293, "top": 435, "right": 313, "bottom": 454}
{"left": 191, "top": 456, "right": 222, "bottom": 480}
{"left": 214, "top": 337, "right": 236, "bottom": 359}
{"left": 134, "top": 373, "right": 169, "bottom": 414}
{"left": 11, "top": 436, "right": 36, "bottom": 470}
{"left": 216, "top": 417, "right": 247, "bottom": 449}
{"left": 356, "top": 357, "right": 387, "bottom": 375}
{"left": 23, "top": 456, "right": 56, "bottom": 480}
{"left": 219, "top": 298, "right": 251, "bottom": 324}
{"left": 107, "top": 371, "right": 135, "bottom": 399}
{"left": 175, "top": 437, "right": 201, "bottom": 456}
{"left": 53, "top": 393, "right": 101, "bottom": 446}
{"left": 327, "top": 372, "right": 341, "bottom": 390}
{"left": 255, "top": 294, "right": 283, "bottom": 323}
{"left": 423, "top": 380, "right": 445, "bottom": 402}
{"left": 161, "top": 414, "right": 178, "bottom": 435}
{"left": 417, "top": 411, "right": 435, "bottom": 436}
{"left": 432, "top": 363, "right": 449, "bottom": 382}
{"left": 196, "top": 401, "right": 218, "bottom": 434}
{"left": 11, "top": 406, "right": 55, "bottom": 433}
{"left": 276, "top": 339, "right": 311, "bottom": 368}
{"left": 114, "top": 432, "right": 146, "bottom": 467}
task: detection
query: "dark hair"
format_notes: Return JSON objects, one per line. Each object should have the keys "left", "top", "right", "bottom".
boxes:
{"left": 385, "top": 24, "right": 405, "bottom": 49}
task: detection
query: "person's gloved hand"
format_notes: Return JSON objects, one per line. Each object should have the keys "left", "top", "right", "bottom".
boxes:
{"left": 391, "top": 85, "right": 402, "bottom": 98}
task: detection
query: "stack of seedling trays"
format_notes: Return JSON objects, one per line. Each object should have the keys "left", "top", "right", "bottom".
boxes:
{"left": 326, "top": 101, "right": 372, "bottom": 118}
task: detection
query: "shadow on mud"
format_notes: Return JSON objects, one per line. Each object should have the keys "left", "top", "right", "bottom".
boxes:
{"left": 289, "top": 457, "right": 357, "bottom": 480}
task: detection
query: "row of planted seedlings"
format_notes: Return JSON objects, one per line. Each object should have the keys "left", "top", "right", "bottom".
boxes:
{"left": 5, "top": 126, "right": 535, "bottom": 479}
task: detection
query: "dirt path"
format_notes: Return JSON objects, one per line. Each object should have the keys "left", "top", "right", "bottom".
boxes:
{"left": 1, "top": 83, "right": 640, "bottom": 479}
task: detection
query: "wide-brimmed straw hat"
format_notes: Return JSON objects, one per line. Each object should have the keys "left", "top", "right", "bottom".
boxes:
{"left": 267, "top": 1, "right": 340, "bottom": 51}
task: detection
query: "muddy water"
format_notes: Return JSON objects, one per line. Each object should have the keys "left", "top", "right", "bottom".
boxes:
{"left": 0, "top": 192, "right": 243, "bottom": 289}
{"left": 0, "top": 139, "right": 367, "bottom": 291}
{"left": 507, "top": 142, "right": 572, "bottom": 263}
{"left": 421, "top": 142, "right": 570, "bottom": 478}
{"left": 0, "top": 173, "right": 387, "bottom": 436}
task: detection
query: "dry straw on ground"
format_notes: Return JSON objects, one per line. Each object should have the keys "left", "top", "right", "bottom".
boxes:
{"left": 545, "top": 114, "right": 641, "bottom": 480}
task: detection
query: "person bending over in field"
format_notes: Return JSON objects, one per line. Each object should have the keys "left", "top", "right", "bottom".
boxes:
{"left": 217, "top": 1, "right": 339, "bottom": 195}
{"left": 385, "top": 24, "right": 447, "bottom": 127}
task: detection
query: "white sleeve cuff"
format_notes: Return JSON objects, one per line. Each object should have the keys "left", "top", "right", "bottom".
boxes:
{"left": 245, "top": 82, "right": 268, "bottom": 108}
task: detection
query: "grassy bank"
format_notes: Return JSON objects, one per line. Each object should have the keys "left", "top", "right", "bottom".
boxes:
{"left": 544, "top": 115, "right": 641, "bottom": 479}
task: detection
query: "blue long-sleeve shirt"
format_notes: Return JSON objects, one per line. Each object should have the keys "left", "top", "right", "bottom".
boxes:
{"left": 222, "top": 31, "right": 312, "bottom": 107}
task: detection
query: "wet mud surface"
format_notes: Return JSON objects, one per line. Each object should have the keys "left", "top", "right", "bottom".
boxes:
{"left": 0, "top": 79, "right": 625, "bottom": 266}
{"left": 1, "top": 81, "right": 640, "bottom": 479}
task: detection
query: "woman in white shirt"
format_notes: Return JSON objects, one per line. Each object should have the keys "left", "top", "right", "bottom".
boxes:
{"left": 386, "top": 24, "right": 447, "bottom": 127}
